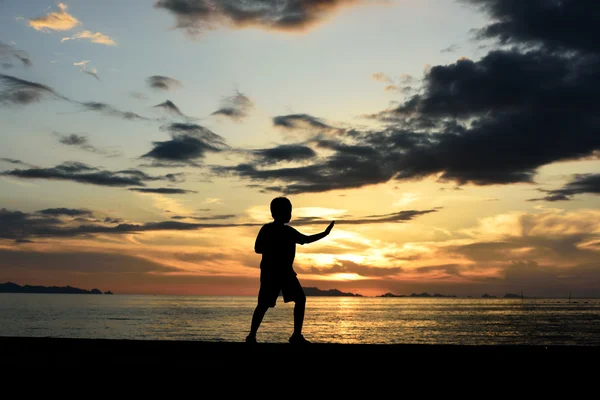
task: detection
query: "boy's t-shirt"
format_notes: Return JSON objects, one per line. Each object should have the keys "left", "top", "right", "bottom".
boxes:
{"left": 255, "top": 222, "right": 307, "bottom": 279}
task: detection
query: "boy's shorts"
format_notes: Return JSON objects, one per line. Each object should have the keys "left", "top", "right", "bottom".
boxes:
{"left": 258, "top": 273, "right": 306, "bottom": 308}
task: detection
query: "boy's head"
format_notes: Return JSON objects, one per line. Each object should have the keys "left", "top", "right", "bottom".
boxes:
{"left": 270, "top": 196, "right": 292, "bottom": 223}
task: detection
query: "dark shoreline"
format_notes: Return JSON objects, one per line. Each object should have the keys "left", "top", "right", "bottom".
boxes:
{"left": 2, "top": 336, "right": 599, "bottom": 368}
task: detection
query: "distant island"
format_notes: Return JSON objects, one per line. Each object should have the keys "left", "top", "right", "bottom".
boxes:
{"left": 482, "top": 293, "right": 527, "bottom": 299}
{"left": 0, "top": 282, "right": 113, "bottom": 295}
{"left": 379, "top": 292, "right": 457, "bottom": 298}
{"left": 302, "top": 287, "right": 363, "bottom": 297}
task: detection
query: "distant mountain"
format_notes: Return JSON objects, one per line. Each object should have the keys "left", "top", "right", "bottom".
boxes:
{"left": 379, "top": 292, "right": 407, "bottom": 298}
{"left": 0, "top": 282, "right": 108, "bottom": 295}
{"left": 504, "top": 293, "right": 527, "bottom": 299}
{"left": 302, "top": 287, "right": 362, "bottom": 297}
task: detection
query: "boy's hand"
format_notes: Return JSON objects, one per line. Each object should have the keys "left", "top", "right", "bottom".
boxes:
{"left": 325, "top": 221, "right": 335, "bottom": 235}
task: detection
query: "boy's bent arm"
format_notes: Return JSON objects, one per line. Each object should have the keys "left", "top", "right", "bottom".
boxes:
{"left": 254, "top": 226, "right": 266, "bottom": 253}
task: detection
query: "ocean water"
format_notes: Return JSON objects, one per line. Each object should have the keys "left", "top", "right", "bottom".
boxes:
{"left": 1, "top": 294, "right": 599, "bottom": 346}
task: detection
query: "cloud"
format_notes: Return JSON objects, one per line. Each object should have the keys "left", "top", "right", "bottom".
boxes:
{"left": 130, "top": 91, "right": 149, "bottom": 100}
{"left": 441, "top": 44, "right": 460, "bottom": 53}
{"left": 297, "top": 259, "right": 403, "bottom": 277}
{"left": 171, "top": 214, "right": 237, "bottom": 221}
{"left": 146, "top": 75, "right": 182, "bottom": 91}
{"left": 28, "top": 3, "right": 80, "bottom": 32}
{"left": 293, "top": 209, "right": 439, "bottom": 226}
{"left": 0, "top": 205, "right": 437, "bottom": 241}
{"left": 0, "top": 73, "right": 69, "bottom": 105}
{"left": 211, "top": 1, "right": 600, "bottom": 194}
{"left": 371, "top": 72, "right": 393, "bottom": 83}
{"left": 74, "top": 61, "right": 100, "bottom": 81}
{"left": 1, "top": 161, "right": 180, "bottom": 188}
{"left": 0, "top": 41, "right": 32, "bottom": 68}
{"left": 54, "top": 133, "right": 121, "bottom": 157}
{"left": 154, "top": 0, "right": 367, "bottom": 35}
{"left": 1, "top": 158, "right": 32, "bottom": 167}
{"left": 38, "top": 208, "right": 93, "bottom": 217}
{"left": 273, "top": 113, "right": 336, "bottom": 131}
{"left": 141, "top": 123, "right": 228, "bottom": 166}
{"left": 129, "top": 188, "right": 197, "bottom": 194}
{"left": 371, "top": 72, "right": 416, "bottom": 94}
{"left": 529, "top": 174, "right": 600, "bottom": 202}
{"left": 82, "top": 68, "right": 100, "bottom": 81}
{"left": 78, "top": 102, "right": 150, "bottom": 120}
{"left": 0, "top": 249, "right": 181, "bottom": 275}
{"left": 61, "top": 30, "right": 117, "bottom": 46}
{"left": 250, "top": 144, "right": 317, "bottom": 165}
{"left": 0, "top": 74, "right": 158, "bottom": 121}
{"left": 211, "top": 90, "right": 253, "bottom": 121}
{"left": 468, "top": 0, "right": 600, "bottom": 54}
{"left": 153, "top": 100, "right": 185, "bottom": 117}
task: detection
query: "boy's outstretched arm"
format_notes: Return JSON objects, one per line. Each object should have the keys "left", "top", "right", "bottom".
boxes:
{"left": 297, "top": 221, "right": 335, "bottom": 245}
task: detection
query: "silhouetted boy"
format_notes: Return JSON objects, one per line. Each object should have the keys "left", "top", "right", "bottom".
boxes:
{"left": 246, "top": 196, "right": 334, "bottom": 344}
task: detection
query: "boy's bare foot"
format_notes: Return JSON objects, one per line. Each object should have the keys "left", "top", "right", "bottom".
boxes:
{"left": 289, "top": 334, "right": 311, "bottom": 345}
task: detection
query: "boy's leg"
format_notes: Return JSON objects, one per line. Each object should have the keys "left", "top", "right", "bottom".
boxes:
{"left": 248, "top": 304, "right": 269, "bottom": 338}
{"left": 247, "top": 279, "right": 279, "bottom": 342}
{"left": 293, "top": 297, "right": 306, "bottom": 337}
{"left": 283, "top": 276, "right": 310, "bottom": 343}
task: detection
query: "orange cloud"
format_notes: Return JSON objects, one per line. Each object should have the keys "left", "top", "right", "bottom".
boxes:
{"left": 61, "top": 30, "right": 117, "bottom": 46}
{"left": 28, "top": 3, "right": 80, "bottom": 32}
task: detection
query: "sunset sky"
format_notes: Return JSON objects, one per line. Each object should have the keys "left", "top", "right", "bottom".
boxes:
{"left": 1, "top": 0, "right": 599, "bottom": 298}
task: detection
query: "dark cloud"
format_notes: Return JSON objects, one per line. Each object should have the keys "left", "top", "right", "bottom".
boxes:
{"left": 211, "top": 126, "right": 399, "bottom": 194}
{"left": 154, "top": 0, "right": 364, "bottom": 35}
{"left": 146, "top": 75, "right": 182, "bottom": 91}
{"left": 297, "top": 259, "right": 403, "bottom": 277}
{"left": 211, "top": 90, "right": 253, "bottom": 121}
{"left": 38, "top": 208, "right": 93, "bottom": 217}
{"left": 1, "top": 158, "right": 30, "bottom": 166}
{"left": 213, "top": 1, "right": 600, "bottom": 193}
{"left": 55, "top": 133, "right": 121, "bottom": 157}
{"left": 291, "top": 209, "right": 439, "bottom": 227}
{"left": 0, "top": 206, "right": 436, "bottom": 241}
{"left": 129, "top": 188, "right": 197, "bottom": 194}
{"left": 468, "top": 0, "right": 600, "bottom": 54}
{"left": 273, "top": 113, "right": 334, "bottom": 131}
{"left": 141, "top": 123, "right": 228, "bottom": 166}
{"left": 171, "top": 214, "right": 237, "bottom": 221}
{"left": 250, "top": 144, "right": 317, "bottom": 165}
{"left": 79, "top": 102, "right": 150, "bottom": 121}
{"left": 2, "top": 161, "right": 180, "bottom": 187}
{"left": 0, "top": 41, "right": 32, "bottom": 67}
{"left": 415, "top": 264, "right": 463, "bottom": 276}
{"left": 0, "top": 73, "right": 69, "bottom": 105}
{"left": 0, "top": 74, "right": 154, "bottom": 122}
{"left": 529, "top": 174, "right": 600, "bottom": 202}
{"left": 379, "top": 50, "right": 600, "bottom": 119}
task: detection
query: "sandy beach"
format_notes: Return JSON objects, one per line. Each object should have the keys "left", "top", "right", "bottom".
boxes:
{"left": 2, "top": 336, "right": 599, "bottom": 369}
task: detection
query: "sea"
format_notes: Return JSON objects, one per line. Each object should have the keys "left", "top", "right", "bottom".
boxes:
{"left": 1, "top": 294, "right": 599, "bottom": 346}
